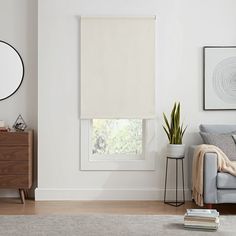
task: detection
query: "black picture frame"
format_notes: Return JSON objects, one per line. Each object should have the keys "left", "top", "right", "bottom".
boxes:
{"left": 203, "top": 46, "right": 236, "bottom": 110}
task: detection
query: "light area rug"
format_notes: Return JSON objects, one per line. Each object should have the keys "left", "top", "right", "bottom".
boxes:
{"left": 0, "top": 214, "right": 235, "bottom": 236}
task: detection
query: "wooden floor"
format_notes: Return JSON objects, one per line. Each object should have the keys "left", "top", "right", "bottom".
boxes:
{"left": 0, "top": 199, "right": 236, "bottom": 215}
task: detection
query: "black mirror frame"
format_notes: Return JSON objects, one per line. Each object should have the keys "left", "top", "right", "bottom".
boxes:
{"left": 0, "top": 40, "right": 24, "bottom": 101}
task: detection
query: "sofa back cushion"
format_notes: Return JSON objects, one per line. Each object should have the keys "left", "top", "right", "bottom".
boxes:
{"left": 200, "top": 132, "right": 236, "bottom": 161}
{"left": 199, "top": 124, "right": 236, "bottom": 134}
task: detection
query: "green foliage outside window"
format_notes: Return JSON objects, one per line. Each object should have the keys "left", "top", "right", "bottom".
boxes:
{"left": 92, "top": 119, "right": 142, "bottom": 155}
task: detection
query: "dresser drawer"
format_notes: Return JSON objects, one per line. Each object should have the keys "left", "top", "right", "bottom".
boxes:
{"left": 0, "top": 146, "right": 28, "bottom": 161}
{"left": 0, "top": 161, "right": 28, "bottom": 174}
{"left": 0, "top": 132, "right": 29, "bottom": 146}
{"left": 0, "top": 175, "right": 30, "bottom": 188}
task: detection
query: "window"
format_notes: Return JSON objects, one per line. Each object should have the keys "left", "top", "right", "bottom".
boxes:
{"left": 80, "top": 17, "right": 156, "bottom": 170}
{"left": 80, "top": 119, "right": 156, "bottom": 170}
{"left": 92, "top": 119, "right": 142, "bottom": 155}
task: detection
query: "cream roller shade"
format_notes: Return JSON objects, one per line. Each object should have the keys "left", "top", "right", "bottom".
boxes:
{"left": 80, "top": 16, "right": 155, "bottom": 119}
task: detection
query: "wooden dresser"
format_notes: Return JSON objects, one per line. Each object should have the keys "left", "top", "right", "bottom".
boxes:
{"left": 0, "top": 130, "right": 33, "bottom": 203}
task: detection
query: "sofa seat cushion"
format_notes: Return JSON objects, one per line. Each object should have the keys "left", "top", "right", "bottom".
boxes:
{"left": 217, "top": 172, "right": 236, "bottom": 189}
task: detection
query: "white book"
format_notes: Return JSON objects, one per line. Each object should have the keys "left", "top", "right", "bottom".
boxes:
{"left": 184, "top": 225, "right": 218, "bottom": 230}
{"left": 185, "top": 218, "right": 219, "bottom": 225}
{"left": 186, "top": 209, "right": 219, "bottom": 217}
{"left": 184, "top": 215, "right": 219, "bottom": 222}
{"left": 184, "top": 221, "right": 219, "bottom": 227}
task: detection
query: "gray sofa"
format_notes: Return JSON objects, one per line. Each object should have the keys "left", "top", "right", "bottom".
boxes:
{"left": 188, "top": 124, "right": 236, "bottom": 207}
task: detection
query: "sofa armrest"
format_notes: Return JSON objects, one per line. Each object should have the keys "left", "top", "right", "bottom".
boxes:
{"left": 204, "top": 153, "right": 218, "bottom": 204}
{"left": 188, "top": 145, "right": 198, "bottom": 190}
{"left": 188, "top": 145, "right": 218, "bottom": 204}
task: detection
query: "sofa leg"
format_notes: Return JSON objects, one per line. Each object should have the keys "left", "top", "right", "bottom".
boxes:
{"left": 205, "top": 204, "right": 212, "bottom": 209}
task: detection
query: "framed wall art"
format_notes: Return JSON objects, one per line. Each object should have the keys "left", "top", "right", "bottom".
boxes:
{"left": 203, "top": 46, "right": 236, "bottom": 110}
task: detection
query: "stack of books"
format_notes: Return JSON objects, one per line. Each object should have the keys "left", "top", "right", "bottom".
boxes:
{"left": 184, "top": 209, "right": 219, "bottom": 230}
{"left": 0, "top": 121, "right": 8, "bottom": 132}
{"left": 0, "top": 127, "right": 9, "bottom": 132}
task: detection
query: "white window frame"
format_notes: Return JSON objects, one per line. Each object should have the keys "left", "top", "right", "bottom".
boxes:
{"left": 80, "top": 119, "right": 156, "bottom": 170}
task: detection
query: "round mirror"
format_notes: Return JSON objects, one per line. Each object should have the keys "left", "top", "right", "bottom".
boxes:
{"left": 0, "top": 41, "right": 24, "bottom": 101}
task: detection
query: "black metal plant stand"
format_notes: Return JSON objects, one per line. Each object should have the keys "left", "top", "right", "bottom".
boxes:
{"left": 164, "top": 156, "right": 185, "bottom": 207}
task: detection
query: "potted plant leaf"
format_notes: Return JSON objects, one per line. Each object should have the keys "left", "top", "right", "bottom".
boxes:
{"left": 163, "top": 102, "right": 187, "bottom": 158}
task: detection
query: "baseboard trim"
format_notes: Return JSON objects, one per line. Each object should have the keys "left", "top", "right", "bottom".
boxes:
{"left": 35, "top": 188, "right": 191, "bottom": 201}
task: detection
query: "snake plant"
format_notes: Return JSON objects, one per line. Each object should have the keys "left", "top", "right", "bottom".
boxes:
{"left": 163, "top": 102, "right": 187, "bottom": 144}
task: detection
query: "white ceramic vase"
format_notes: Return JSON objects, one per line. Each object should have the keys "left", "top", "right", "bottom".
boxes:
{"left": 166, "top": 144, "right": 185, "bottom": 158}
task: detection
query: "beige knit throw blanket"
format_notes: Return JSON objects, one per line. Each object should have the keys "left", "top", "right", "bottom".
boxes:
{"left": 192, "top": 144, "right": 236, "bottom": 206}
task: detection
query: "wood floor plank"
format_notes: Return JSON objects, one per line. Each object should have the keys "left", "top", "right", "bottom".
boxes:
{"left": 0, "top": 199, "right": 235, "bottom": 215}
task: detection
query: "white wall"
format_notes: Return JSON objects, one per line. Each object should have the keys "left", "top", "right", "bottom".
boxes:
{"left": 0, "top": 0, "right": 37, "bottom": 197}
{"left": 37, "top": 0, "right": 236, "bottom": 200}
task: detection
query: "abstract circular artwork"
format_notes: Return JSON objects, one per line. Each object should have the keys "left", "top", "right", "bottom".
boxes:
{"left": 212, "top": 57, "right": 236, "bottom": 103}
{"left": 204, "top": 46, "right": 236, "bottom": 110}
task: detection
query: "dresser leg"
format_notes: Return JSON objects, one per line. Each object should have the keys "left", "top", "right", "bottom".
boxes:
{"left": 24, "top": 189, "right": 29, "bottom": 199}
{"left": 19, "top": 189, "right": 25, "bottom": 204}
